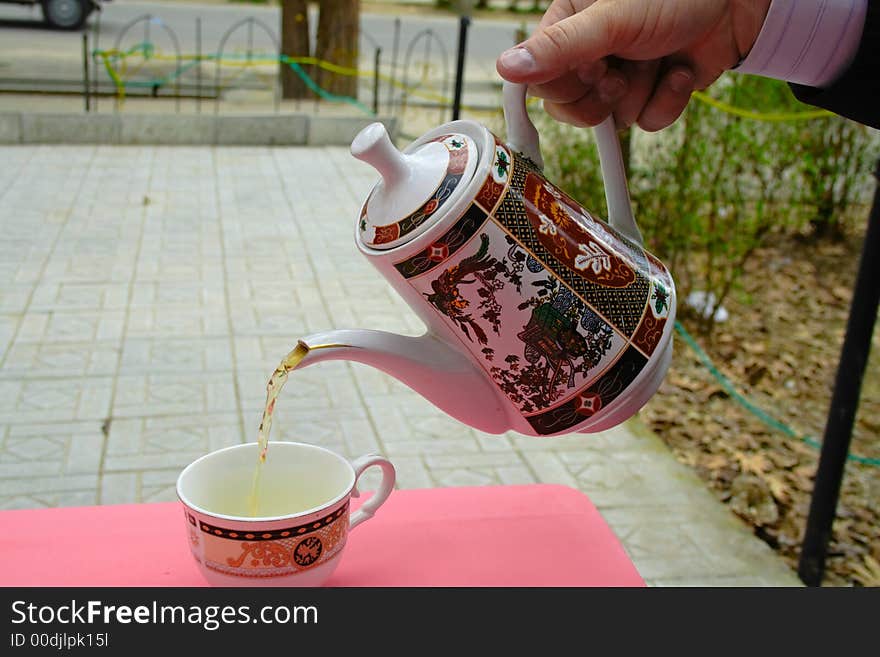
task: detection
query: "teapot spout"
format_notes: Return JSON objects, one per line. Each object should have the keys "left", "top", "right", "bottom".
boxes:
{"left": 293, "top": 330, "right": 510, "bottom": 434}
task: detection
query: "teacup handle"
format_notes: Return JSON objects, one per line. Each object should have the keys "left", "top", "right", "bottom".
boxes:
{"left": 501, "top": 80, "right": 643, "bottom": 246}
{"left": 349, "top": 454, "right": 396, "bottom": 529}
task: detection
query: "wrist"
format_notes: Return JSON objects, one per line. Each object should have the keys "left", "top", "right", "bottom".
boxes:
{"left": 730, "top": 0, "right": 773, "bottom": 61}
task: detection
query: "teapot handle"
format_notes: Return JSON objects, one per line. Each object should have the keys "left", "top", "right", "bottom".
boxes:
{"left": 502, "top": 81, "right": 544, "bottom": 169}
{"left": 592, "top": 115, "right": 643, "bottom": 245}
{"left": 501, "top": 81, "right": 643, "bottom": 246}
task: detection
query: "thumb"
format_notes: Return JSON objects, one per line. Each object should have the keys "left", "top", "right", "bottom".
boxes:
{"left": 497, "top": 6, "right": 614, "bottom": 85}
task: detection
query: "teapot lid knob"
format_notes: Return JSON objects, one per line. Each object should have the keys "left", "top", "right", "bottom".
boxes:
{"left": 351, "top": 122, "right": 411, "bottom": 189}
{"left": 351, "top": 122, "right": 478, "bottom": 250}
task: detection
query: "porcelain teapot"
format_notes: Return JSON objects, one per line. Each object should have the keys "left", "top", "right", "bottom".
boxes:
{"left": 295, "top": 83, "right": 676, "bottom": 437}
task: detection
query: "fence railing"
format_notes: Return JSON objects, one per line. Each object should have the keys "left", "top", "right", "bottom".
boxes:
{"left": 77, "top": 12, "right": 471, "bottom": 124}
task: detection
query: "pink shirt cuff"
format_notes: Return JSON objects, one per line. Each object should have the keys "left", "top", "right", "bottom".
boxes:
{"left": 735, "top": 0, "right": 868, "bottom": 88}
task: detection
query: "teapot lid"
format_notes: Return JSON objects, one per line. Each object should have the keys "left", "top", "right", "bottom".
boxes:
{"left": 352, "top": 122, "right": 479, "bottom": 250}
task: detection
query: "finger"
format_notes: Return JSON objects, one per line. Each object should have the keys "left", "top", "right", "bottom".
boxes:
{"left": 637, "top": 65, "right": 695, "bottom": 132}
{"left": 613, "top": 59, "right": 660, "bottom": 129}
{"left": 543, "top": 68, "right": 628, "bottom": 127}
{"left": 497, "top": 4, "right": 615, "bottom": 84}
{"left": 527, "top": 59, "right": 607, "bottom": 104}
{"left": 538, "top": 0, "right": 597, "bottom": 29}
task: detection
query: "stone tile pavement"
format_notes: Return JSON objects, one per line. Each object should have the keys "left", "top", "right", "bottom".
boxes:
{"left": 0, "top": 144, "right": 802, "bottom": 586}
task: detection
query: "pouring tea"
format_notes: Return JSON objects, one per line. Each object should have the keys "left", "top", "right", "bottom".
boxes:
{"left": 292, "top": 82, "right": 675, "bottom": 437}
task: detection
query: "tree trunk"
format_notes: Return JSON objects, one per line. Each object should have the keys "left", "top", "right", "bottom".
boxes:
{"left": 281, "top": 0, "right": 311, "bottom": 99}
{"left": 315, "top": 0, "right": 360, "bottom": 99}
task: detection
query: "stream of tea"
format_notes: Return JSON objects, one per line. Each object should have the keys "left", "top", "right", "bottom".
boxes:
{"left": 247, "top": 342, "right": 309, "bottom": 517}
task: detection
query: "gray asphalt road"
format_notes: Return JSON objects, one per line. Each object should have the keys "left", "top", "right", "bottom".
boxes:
{"left": 0, "top": 1, "right": 533, "bottom": 83}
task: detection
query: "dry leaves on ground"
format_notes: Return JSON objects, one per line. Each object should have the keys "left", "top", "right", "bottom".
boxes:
{"left": 642, "top": 235, "right": 880, "bottom": 586}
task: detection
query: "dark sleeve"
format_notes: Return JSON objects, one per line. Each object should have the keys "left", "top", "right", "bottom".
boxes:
{"left": 789, "top": 0, "right": 880, "bottom": 128}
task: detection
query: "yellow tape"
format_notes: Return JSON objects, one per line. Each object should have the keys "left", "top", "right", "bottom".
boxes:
{"left": 691, "top": 90, "right": 833, "bottom": 122}
{"left": 95, "top": 47, "right": 461, "bottom": 105}
{"left": 96, "top": 46, "right": 837, "bottom": 122}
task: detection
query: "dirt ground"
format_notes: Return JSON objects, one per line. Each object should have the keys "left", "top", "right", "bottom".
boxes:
{"left": 641, "top": 229, "right": 880, "bottom": 587}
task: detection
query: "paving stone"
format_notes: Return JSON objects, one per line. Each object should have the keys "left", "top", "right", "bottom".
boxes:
{"left": 41, "top": 255, "right": 134, "bottom": 283}
{"left": 0, "top": 422, "right": 104, "bottom": 479}
{"left": 126, "top": 305, "right": 229, "bottom": 339}
{"left": 366, "top": 404, "right": 483, "bottom": 457}
{"left": 112, "top": 373, "right": 238, "bottom": 418}
{"left": 425, "top": 451, "right": 529, "bottom": 470}
{"left": 227, "top": 279, "right": 321, "bottom": 307}
{"left": 384, "top": 456, "right": 433, "bottom": 490}
{"left": 16, "top": 310, "right": 126, "bottom": 344}
{"left": 0, "top": 490, "right": 98, "bottom": 511}
{"left": 521, "top": 452, "right": 580, "bottom": 488}
{"left": 0, "top": 285, "right": 33, "bottom": 313}
{"left": 100, "top": 472, "right": 138, "bottom": 505}
{"left": 134, "top": 257, "right": 224, "bottom": 284}
{"left": 610, "top": 522, "right": 705, "bottom": 561}
{"left": 496, "top": 465, "right": 538, "bottom": 485}
{"left": 230, "top": 302, "right": 332, "bottom": 337}
{"left": 28, "top": 282, "right": 129, "bottom": 312}
{"left": 431, "top": 468, "right": 497, "bottom": 488}
{"left": 236, "top": 362, "right": 361, "bottom": 413}
{"left": 103, "top": 413, "right": 243, "bottom": 472}
{"left": 0, "top": 378, "right": 113, "bottom": 424}
{"left": 232, "top": 335, "right": 309, "bottom": 374}
{"left": 0, "top": 341, "right": 120, "bottom": 378}
{"left": 140, "top": 469, "right": 184, "bottom": 504}
{"left": 120, "top": 338, "right": 234, "bottom": 374}
{"left": 472, "top": 430, "right": 514, "bottom": 452}
{"left": 629, "top": 554, "right": 729, "bottom": 581}
{"left": 0, "top": 473, "right": 99, "bottom": 496}
{"left": 0, "top": 315, "right": 20, "bottom": 361}
{"left": 130, "top": 282, "right": 226, "bottom": 308}
{"left": 271, "top": 407, "right": 380, "bottom": 458}
{"left": 646, "top": 575, "right": 796, "bottom": 587}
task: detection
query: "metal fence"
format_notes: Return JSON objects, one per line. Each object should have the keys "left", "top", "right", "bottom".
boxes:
{"left": 76, "top": 11, "right": 464, "bottom": 123}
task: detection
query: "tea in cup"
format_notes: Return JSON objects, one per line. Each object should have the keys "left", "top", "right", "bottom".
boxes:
{"left": 176, "top": 442, "right": 395, "bottom": 586}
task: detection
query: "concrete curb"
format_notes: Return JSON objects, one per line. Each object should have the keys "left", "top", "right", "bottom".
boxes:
{"left": 0, "top": 113, "right": 398, "bottom": 146}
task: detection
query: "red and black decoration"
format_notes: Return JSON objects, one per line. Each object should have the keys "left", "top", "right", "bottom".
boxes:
{"left": 393, "top": 203, "right": 488, "bottom": 278}
{"left": 293, "top": 537, "right": 323, "bottom": 567}
{"left": 525, "top": 345, "right": 648, "bottom": 435}
{"left": 197, "top": 502, "right": 348, "bottom": 541}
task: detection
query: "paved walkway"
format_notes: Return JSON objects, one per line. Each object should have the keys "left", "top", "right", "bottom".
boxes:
{"left": 0, "top": 144, "right": 802, "bottom": 586}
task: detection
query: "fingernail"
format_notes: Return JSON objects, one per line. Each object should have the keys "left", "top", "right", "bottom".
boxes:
{"left": 598, "top": 76, "right": 626, "bottom": 104}
{"left": 499, "top": 47, "right": 536, "bottom": 75}
{"left": 668, "top": 70, "right": 694, "bottom": 93}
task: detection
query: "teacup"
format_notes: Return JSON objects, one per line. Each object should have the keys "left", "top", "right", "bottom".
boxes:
{"left": 176, "top": 442, "right": 395, "bottom": 586}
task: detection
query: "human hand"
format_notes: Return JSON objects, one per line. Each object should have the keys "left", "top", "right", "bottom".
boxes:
{"left": 496, "top": 0, "right": 771, "bottom": 131}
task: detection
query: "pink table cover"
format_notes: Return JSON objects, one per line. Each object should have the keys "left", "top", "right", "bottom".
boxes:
{"left": 0, "top": 484, "right": 643, "bottom": 587}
